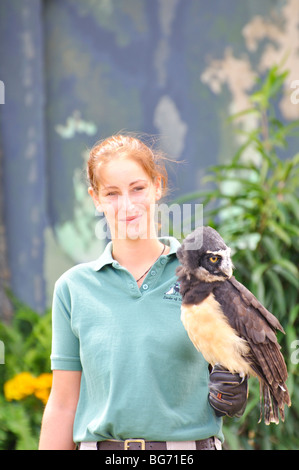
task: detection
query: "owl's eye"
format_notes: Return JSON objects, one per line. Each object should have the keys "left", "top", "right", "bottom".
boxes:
{"left": 209, "top": 256, "right": 219, "bottom": 263}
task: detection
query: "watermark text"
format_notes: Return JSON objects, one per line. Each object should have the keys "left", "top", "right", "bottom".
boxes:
{"left": 290, "top": 339, "right": 299, "bottom": 365}
{"left": 290, "top": 80, "right": 299, "bottom": 105}
{"left": 0, "top": 80, "right": 4, "bottom": 104}
{"left": 94, "top": 202, "right": 203, "bottom": 249}
{"left": 0, "top": 341, "right": 4, "bottom": 364}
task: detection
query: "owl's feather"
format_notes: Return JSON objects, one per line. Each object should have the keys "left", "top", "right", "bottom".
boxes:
{"left": 181, "top": 294, "right": 253, "bottom": 375}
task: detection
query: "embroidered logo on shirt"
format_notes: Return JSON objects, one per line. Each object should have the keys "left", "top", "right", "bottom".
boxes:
{"left": 163, "top": 282, "right": 182, "bottom": 302}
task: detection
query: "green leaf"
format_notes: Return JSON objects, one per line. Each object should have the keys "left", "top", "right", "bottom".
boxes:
{"left": 289, "top": 304, "right": 299, "bottom": 326}
{"left": 252, "top": 263, "right": 270, "bottom": 286}
{"left": 272, "top": 258, "right": 299, "bottom": 277}
{"left": 265, "top": 269, "right": 286, "bottom": 313}
{"left": 272, "top": 263, "right": 299, "bottom": 289}
{"left": 284, "top": 194, "right": 299, "bottom": 221}
{"left": 267, "top": 221, "right": 292, "bottom": 245}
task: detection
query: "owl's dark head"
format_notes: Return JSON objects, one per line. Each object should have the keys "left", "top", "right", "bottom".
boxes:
{"left": 177, "top": 226, "right": 233, "bottom": 282}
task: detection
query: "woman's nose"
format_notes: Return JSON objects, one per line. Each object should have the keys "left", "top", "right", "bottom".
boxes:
{"left": 119, "top": 193, "right": 135, "bottom": 211}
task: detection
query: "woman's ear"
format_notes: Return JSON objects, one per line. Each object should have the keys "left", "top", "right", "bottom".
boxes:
{"left": 88, "top": 186, "right": 102, "bottom": 212}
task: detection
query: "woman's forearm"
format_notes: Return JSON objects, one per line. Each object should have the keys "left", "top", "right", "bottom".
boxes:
{"left": 39, "top": 370, "right": 81, "bottom": 450}
{"left": 39, "top": 400, "right": 77, "bottom": 450}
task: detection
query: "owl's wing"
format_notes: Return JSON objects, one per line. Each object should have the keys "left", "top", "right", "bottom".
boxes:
{"left": 214, "top": 276, "right": 291, "bottom": 423}
{"left": 216, "top": 276, "right": 287, "bottom": 380}
{"left": 228, "top": 276, "right": 285, "bottom": 334}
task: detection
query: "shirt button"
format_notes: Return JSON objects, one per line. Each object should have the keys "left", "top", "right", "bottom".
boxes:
{"left": 143, "top": 284, "right": 149, "bottom": 290}
{"left": 150, "top": 270, "right": 156, "bottom": 276}
{"left": 129, "top": 282, "right": 135, "bottom": 289}
{"left": 160, "top": 258, "right": 166, "bottom": 265}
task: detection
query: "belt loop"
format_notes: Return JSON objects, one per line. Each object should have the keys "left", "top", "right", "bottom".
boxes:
{"left": 166, "top": 441, "right": 196, "bottom": 450}
{"left": 214, "top": 437, "right": 222, "bottom": 450}
{"left": 79, "top": 441, "right": 98, "bottom": 450}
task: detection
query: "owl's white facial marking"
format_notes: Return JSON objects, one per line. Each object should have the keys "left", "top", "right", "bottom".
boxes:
{"left": 206, "top": 248, "right": 233, "bottom": 279}
{"left": 195, "top": 247, "right": 233, "bottom": 281}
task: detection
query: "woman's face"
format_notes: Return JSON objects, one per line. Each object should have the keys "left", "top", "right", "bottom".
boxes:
{"left": 89, "top": 157, "right": 162, "bottom": 240}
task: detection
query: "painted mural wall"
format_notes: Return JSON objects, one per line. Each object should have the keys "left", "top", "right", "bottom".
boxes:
{"left": 0, "top": 0, "right": 298, "bottom": 314}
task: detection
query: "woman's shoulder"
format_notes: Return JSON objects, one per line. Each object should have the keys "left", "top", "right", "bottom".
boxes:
{"left": 160, "top": 236, "right": 181, "bottom": 254}
{"left": 54, "top": 260, "right": 99, "bottom": 289}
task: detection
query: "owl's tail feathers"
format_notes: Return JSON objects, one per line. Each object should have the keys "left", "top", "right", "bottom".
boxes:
{"left": 259, "top": 381, "right": 291, "bottom": 425}
{"left": 258, "top": 382, "right": 276, "bottom": 425}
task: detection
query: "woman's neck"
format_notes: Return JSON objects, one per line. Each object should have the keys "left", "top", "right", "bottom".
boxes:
{"left": 111, "top": 237, "right": 169, "bottom": 283}
{"left": 112, "top": 237, "right": 165, "bottom": 265}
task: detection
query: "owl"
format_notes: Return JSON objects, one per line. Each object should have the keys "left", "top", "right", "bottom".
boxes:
{"left": 176, "top": 226, "right": 291, "bottom": 424}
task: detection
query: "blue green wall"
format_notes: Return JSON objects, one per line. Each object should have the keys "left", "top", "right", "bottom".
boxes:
{"left": 0, "top": 0, "right": 298, "bottom": 312}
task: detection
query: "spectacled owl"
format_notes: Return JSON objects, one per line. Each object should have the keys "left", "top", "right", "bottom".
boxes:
{"left": 176, "top": 226, "right": 291, "bottom": 424}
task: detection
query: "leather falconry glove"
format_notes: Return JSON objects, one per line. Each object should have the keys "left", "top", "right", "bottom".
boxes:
{"left": 208, "top": 364, "right": 248, "bottom": 418}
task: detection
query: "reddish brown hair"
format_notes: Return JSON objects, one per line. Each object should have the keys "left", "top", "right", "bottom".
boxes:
{"left": 87, "top": 134, "right": 169, "bottom": 195}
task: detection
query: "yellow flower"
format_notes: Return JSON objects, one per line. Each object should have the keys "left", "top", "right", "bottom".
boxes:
{"left": 4, "top": 372, "right": 37, "bottom": 401}
{"left": 34, "top": 373, "right": 53, "bottom": 404}
{"left": 34, "top": 388, "right": 51, "bottom": 405}
{"left": 4, "top": 372, "right": 53, "bottom": 405}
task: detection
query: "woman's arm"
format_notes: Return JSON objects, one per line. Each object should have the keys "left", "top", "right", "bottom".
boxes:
{"left": 39, "top": 370, "right": 82, "bottom": 450}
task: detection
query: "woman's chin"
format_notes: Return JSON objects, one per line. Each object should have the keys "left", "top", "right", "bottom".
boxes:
{"left": 126, "top": 223, "right": 146, "bottom": 240}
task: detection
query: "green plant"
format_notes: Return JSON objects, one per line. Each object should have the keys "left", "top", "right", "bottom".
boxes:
{"left": 0, "top": 298, "right": 52, "bottom": 450}
{"left": 174, "top": 65, "right": 299, "bottom": 449}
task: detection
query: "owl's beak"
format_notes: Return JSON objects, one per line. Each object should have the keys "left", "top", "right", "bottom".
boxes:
{"left": 223, "top": 265, "right": 233, "bottom": 278}
{"left": 221, "top": 251, "right": 234, "bottom": 278}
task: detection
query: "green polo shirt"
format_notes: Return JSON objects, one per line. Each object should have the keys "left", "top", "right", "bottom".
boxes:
{"left": 50, "top": 237, "right": 223, "bottom": 444}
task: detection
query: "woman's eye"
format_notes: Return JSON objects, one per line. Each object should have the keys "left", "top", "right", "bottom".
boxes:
{"left": 133, "top": 186, "right": 145, "bottom": 192}
{"left": 209, "top": 256, "right": 219, "bottom": 263}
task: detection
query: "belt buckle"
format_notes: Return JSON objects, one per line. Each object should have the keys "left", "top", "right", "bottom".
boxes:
{"left": 124, "top": 439, "right": 146, "bottom": 450}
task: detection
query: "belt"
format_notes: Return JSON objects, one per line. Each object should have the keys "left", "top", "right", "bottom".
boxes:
{"left": 79, "top": 437, "right": 221, "bottom": 450}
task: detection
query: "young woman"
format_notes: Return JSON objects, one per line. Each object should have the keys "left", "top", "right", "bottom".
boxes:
{"left": 39, "top": 134, "right": 247, "bottom": 450}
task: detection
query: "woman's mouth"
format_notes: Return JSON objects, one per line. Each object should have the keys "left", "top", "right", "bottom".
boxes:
{"left": 121, "top": 214, "right": 142, "bottom": 223}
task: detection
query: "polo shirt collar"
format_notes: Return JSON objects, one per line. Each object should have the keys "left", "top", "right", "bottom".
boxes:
{"left": 93, "top": 237, "right": 181, "bottom": 272}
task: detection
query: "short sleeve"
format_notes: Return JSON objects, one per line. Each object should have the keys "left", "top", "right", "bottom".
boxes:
{"left": 50, "top": 278, "right": 82, "bottom": 371}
